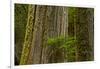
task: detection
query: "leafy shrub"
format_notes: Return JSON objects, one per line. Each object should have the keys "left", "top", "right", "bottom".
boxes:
{"left": 47, "top": 36, "right": 77, "bottom": 61}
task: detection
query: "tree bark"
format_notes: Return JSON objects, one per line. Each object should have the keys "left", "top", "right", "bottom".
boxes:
{"left": 20, "top": 5, "right": 36, "bottom": 65}
{"left": 20, "top": 5, "right": 69, "bottom": 65}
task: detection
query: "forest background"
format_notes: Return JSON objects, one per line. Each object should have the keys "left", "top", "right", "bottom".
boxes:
{"left": 15, "top": 4, "right": 94, "bottom": 65}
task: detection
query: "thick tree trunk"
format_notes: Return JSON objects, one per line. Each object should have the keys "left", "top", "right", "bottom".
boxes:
{"left": 47, "top": 6, "right": 68, "bottom": 63}
{"left": 27, "top": 5, "right": 48, "bottom": 64}
{"left": 20, "top": 5, "right": 68, "bottom": 65}
{"left": 20, "top": 5, "right": 36, "bottom": 65}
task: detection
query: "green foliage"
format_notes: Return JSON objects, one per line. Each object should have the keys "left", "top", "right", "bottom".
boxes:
{"left": 47, "top": 36, "right": 77, "bottom": 61}
{"left": 47, "top": 36, "right": 77, "bottom": 49}
{"left": 47, "top": 36, "right": 65, "bottom": 47}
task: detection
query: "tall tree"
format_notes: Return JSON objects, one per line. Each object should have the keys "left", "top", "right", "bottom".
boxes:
{"left": 20, "top": 5, "right": 36, "bottom": 64}
{"left": 47, "top": 6, "right": 68, "bottom": 63}
{"left": 20, "top": 5, "right": 68, "bottom": 65}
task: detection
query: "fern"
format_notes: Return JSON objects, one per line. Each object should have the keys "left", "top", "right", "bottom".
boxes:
{"left": 47, "top": 36, "right": 77, "bottom": 61}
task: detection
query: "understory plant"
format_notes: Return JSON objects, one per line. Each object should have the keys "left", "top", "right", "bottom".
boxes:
{"left": 47, "top": 36, "right": 77, "bottom": 62}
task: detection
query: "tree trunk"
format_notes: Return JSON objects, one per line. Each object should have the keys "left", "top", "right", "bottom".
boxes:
{"left": 47, "top": 6, "right": 68, "bottom": 63}
{"left": 20, "top": 5, "right": 36, "bottom": 65}
{"left": 20, "top": 5, "right": 68, "bottom": 65}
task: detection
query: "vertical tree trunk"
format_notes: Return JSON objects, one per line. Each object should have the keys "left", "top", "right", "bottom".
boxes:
{"left": 47, "top": 6, "right": 68, "bottom": 63}
{"left": 20, "top": 5, "right": 36, "bottom": 65}
{"left": 20, "top": 5, "right": 68, "bottom": 65}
